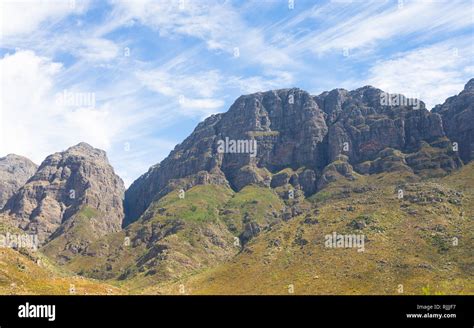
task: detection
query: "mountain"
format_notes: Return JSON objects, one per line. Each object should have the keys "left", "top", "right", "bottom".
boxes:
{"left": 38, "top": 80, "right": 471, "bottom": 294}
{"left": 2, "top": 143, "right": 125, "bottom": 249}
{"left": 1, "top": 81, "right": 472, "bottom": 295}
{"left": 142, "top": 162, "right": 474, "bottom": 295}
{"left": 124, "top": 85, "right": 463, "bottom": 226}
{"left": 433, "top": 78, "right": 474, "bottom": 163}
{"left": 0, "top": 154, "right": 37, "bottom": 209}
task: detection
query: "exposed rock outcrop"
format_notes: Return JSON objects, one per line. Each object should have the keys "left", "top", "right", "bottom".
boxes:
{"left": 433, "top": 79, "right": 474, "bottom": 163}
{"left": 124, "top": 88, "right": 328, "bottom": 225}
{"left": 125, "top": 83, "right": 467, "bottom": 225}
{"left": 2, "top": 143, "right": 125, "bottom": 243}
{"left": 0, "top": 154, "right": 37, "bottom": 209}
{"left": 315, "top": 86, "right": 446, "bottom": 164}
{"left": 317, "top": 155, "right": 358, "bottom": 190}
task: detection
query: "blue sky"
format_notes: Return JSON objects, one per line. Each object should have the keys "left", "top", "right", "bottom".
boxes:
{"left": 0, "top": 0, "right": 473, "bottom": 186}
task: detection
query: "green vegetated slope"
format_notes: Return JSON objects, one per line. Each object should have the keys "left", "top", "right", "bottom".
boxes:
{"left": 6, "top": 164, "right": 473, "bottom": 295}
{"left": 139, "top": 163, "right": 474, "bottom": 295}
{"left": 42, "top": 185, "right": 239, "bottom": 291}
{"left": 0, "top": 220, "right": 123, "bottom": 295}
{"left": 37, "top": 183, "right": 288, "bottom": 293}
{"left": 42, "top": 206, "right": 103, "bottom": 260}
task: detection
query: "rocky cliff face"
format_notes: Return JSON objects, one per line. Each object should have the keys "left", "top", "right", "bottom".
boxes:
{"left": 124, "top": 84, "right": 467, "bottom": 225}
{"left": 315, "top": 86, "right": 446, "bottom": 162}
{"left": 433, "top": 79, "right": 474, "bottom": 163}
{"left": 124, "top": 89, "right": 328, "bottom": 225}
{"left": 2, "top": 143, "right": 125, "bottom": 243}
{"left": 0, "top": 154, "right": 37, "bottom": 209}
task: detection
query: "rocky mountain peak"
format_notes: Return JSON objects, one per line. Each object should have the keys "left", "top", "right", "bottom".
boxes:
{"left": 66, "top": 142, "right": 106, "bottom": 156}
{"left": 42, "top": 142, "right": 106, "bottom": 165}
{"left": 0, "top": 154, "right": 38, "bottom": 209}
{"left": 464, "top": 78, "right": 474, "bottom": 91}
{"left": 2, "top": 143, "right": 125, "bottom": 243}
{"left": 124, "top": 82, "right": 472, "bottom": 225}
{"left": 432, "top": 79, "right": 474, "bottom": 163}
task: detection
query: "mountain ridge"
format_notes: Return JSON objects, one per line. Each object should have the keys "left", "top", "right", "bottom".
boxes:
{"left": 0, "top": 80, "right": 472, "bottom": 294}
{"left": 1, "top": 142, "right": 125, "bottom": 246}
{"left": 0, "top": 154, "right": 38, "bottom": 210}
{"left": 1, "top": 80, "right": 472, "bottom": 232}
{"left": 123, "top": 81, "right": 473, "bottom": 226}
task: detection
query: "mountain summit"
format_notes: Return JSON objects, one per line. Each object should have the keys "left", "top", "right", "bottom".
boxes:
{"left": 0, "top": 154, "right": 37, "bottom": 209}
{"left": 433, "top": 79, "right": 474, "bottom": 163}
{"left": 124, "top": 84, "right": 468, "bottom": 226}
{"left": 2, "top": 142, "right": 125, "bottom": 244}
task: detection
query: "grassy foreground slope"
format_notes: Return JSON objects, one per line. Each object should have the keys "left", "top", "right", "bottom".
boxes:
{"left": 0, "top": 221, "right": 123, "bottom": 295}
{"left": 141, "top": 164, "right": 474, "bottom": 295}
{"left": 2, "top": 164, "right": 472, "bottom": 295}
{"left": 0, "top": 248, "right": 123, "bottom": 295}
{"left": 32, "top": 184, "right": 287, "bottom": 293}
{"left": 41, "top": 185, "right": 239, "bottom": 292}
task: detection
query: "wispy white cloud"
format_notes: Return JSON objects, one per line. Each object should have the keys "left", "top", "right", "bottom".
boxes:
{"left": 136, "top": 67, "right": 225, "bottom": 117}
{"left": 0, "top": 0, "right": 88, "bottom": 38}
{"left": 137, "top": 69, "right": 221, "bottom": 98}
{"left": 0, "top": 50, "right": 178, "bottom": 185}
{"left": 72, "top": 37, "right": 120, "bottom": 62}
{"left": 107, "top": 0, "right": 295, "bottom": 68}
{"left": 228, "top": 71, "right": 295, "bottom": 94}
{"left": 365, "top": 36, "right": 473, "bottom": 110}
{"left": 135, "top": 64, "right": 296, "bottom": 118}
{"left": 286, "top": 0, "right": 472, "bottom": 56}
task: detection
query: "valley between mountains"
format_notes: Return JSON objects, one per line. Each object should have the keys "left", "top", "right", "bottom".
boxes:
{"left": 1, "top": 81, "right": 473, "bottom": 295}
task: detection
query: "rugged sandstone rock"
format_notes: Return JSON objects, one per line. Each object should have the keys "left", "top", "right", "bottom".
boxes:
{"left": 355, "top": 148, "right": 412, "bottom": 175}
{"left": 433, "top": 79, "right": 474, "bottom": 163}
{"left": 125, "top": 88, "right": 328, "bottom": 224}
{"left": 125, "top": 84, "right": 467, "bottom": 225}
{"left": 2, "top": 143, "right": 125, "bottom": 242}
{"left": 317, "top": 155, "right": 358, "bottom": 190}
{"left": 315, "top": 86, "right": 446, "bottom": 164}
{"left": 0, "top": 154, "right": 37, "bottom": 209}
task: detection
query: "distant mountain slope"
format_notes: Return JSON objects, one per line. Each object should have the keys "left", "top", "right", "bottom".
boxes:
{"left": 140, "top": 162, "right": 474, "bottom": 295}
{"left": 2, "top": 143, "right": 125, "bottom": 247}
{"left": 433, "top": 78, "right": 474, "bottom": 163}
{"left": 0, "top": 154, "right": 37, "bottom": 209}
{"left": 41, "top": 183, "right": 291, "bottom": 287}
